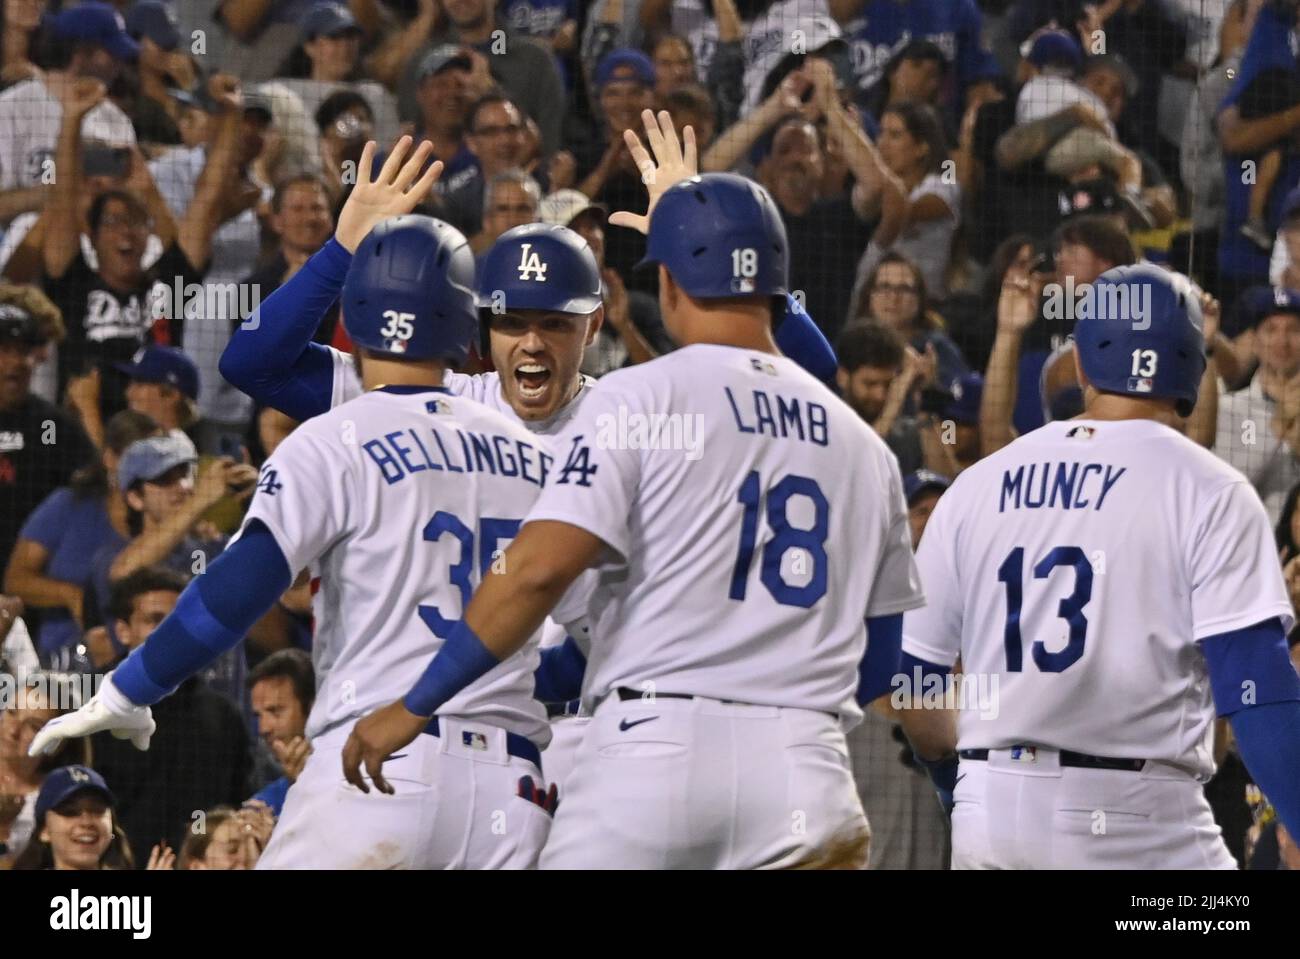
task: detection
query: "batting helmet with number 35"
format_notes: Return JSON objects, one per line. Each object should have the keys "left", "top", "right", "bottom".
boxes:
{"left": 341, "top": 214, "right": 478, "bottom": 365}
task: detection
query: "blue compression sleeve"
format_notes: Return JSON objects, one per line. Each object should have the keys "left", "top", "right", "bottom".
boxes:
{"left": 533, "top": 635, "right": 587, "bottom": 703}
{"left": 404, "top": 620, "right": 501, "bottom": 717}
{"left": 893, "top": 650, "right": 957, "bottom": 812}
{"left": 218, "top": 238, "right": 352, "bottom": 421}
{"left": 1200, "top": 618, "right": 1300, "bottom": 715}
{"left": 1231, "top": 702, "right": 1300, "bottom": 844}
{"left": 776, "top": 294, "right": 837, "bottom": 386}
{"left": 1200, "top": 619, "right": 1300, "bottom": 842}
{"left": 857, "top": 614, "right": 903, "bottom": 706}
{"left": 111, "top": 523, "right": 293, "bottom": 705}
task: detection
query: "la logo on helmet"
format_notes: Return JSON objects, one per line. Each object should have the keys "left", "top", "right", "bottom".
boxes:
{"left": 518, "top": 244, "right": 548, "bottom": 282}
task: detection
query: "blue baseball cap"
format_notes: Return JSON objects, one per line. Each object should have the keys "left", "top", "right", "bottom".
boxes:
{"left": 35, "top": 765, "right": 116, "bottom": 823}
{"left": 1282, "top": 185, "right": 1300, "bottom": 223}
{"left": 300, "top": 2, "right": 361, "bottom": 41}
{"left": 943, "top": 372, "right": 984, "bottom": 425}
{"left": 118, "top": 432, "right": 198, "bottom": 490}
{"left": 904, "top": 470, "right": 950, "bottom": 506}
{"left": 1238, "top": 286, "right": 1300, "bottom": 329}
{"left": 595, "top": 49, "right": 655, "bottom": 90}
{"left": 115, "top": 345, "right": 199, "bottom": 400}
{"left": 417, "top": 44, "right": 473, "bottom": 81}
{"left": 126, "top": 0, "right": 180, "bottom": 52}
{"left": 52, "top": 2, "right": 139, "bottom": 62}
{"left": 1025, "top": 29, "right": 1081, "bottom": 70}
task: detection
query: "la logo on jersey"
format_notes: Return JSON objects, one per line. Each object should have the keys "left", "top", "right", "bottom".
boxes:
{"left": 518, "top": 243, "right": 547, "bottom": 282}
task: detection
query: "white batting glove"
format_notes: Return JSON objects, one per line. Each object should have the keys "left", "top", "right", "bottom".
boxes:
{"left": 28, "top": 675, "right": 156, "bottom": 755}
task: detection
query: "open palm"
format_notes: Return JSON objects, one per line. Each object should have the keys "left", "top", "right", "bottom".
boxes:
{"left": 609, "top": 109, "right": 698, "bottom": 236}
{"left": 335, "top": 137, "right": 445, "bottom": 253}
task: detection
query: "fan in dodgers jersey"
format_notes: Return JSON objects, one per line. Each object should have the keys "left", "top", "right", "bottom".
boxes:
{"left": 343, "top": 113, "right": 955, "bottom": 869}
{"left": 27, "top": 142, "right": 564, "bottom": 867}
{"left": 901, "top": 263, "right": 1300, "bottom": 869}
{"left": 215, "top": 122, "right": 839, "bottom": 793}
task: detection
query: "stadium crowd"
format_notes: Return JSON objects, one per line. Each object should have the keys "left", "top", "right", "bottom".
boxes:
{"left": 1, "top": 0, "right": 1300, "bottom": 869}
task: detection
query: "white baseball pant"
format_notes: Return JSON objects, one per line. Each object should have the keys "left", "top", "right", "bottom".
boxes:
{"left": 538, "top": 692, "right": 870, "bottom": 869}
{"left": 257, "top": 717, "right": 551, "bottom": 869}
{"left": 951, "top": 747, "right": 1236, "bottom": 869}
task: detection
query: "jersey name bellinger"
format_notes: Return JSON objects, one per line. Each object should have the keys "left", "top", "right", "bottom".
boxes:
{"left": 362, "top": 427, "right": 553, "bottom": 487}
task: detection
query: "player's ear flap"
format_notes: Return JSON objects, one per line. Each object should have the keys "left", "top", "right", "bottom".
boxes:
{"left": 585, "top": 305, "right": 605, "bottom": 346}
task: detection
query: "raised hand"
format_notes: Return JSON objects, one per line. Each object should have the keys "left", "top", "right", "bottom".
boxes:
{"left": 998, "top": 263, "right": 1045, "bottom": 335}
{"left": 334, "top": 137, "right": 443, "bottom": 253}
{"left": 608, "top": 110, "right": 698, "bottom": 236}
{"left": 59, "top": 76, "right": 106, "bottom": 120}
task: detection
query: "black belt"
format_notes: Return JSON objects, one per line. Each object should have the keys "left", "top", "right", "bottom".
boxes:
{"left": 545, "top": 699, "right": 583, "bottom": 719}
{"left": 617, "top": 687, "right": 694, "bottom": 702}
{"left": 959, "top": 747, "right": 1146, "bottom": 772}
{"left": 615, "top": 687, "right": 837, "bottom": 720}
{"left": 422, "top": 716, "right": 542, "bottom": 769}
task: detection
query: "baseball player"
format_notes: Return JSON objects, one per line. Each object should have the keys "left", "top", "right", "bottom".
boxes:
{"left": 901, "top": 263, "right": 1300, "bottom": 868}
{"left": 30, "top": 147, "right": 560, "bottom": 868}
{"left": 217, "top": 127, "right": 840, "bottom": 795}
{"left": 341, "top": 116, "right": 948, "bottom": 869}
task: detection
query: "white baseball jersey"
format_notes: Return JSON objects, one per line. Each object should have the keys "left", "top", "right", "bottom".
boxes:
{"left": 324, "top": 346, "right": 593, "bottom": 438}
{"left": 903, "top": 418, "right": 1294, "bottom": 779}
{"left": 0, "top": 79, "right": 137, "bottom": 189}
{"left": 528, "top": 344, "right": 924, "bottom": 725}
{"left": 234, "top": 385, "right": 553, "bottom": 744}
{"left": 323, "top": 347, "right": 597, "bottom": 654}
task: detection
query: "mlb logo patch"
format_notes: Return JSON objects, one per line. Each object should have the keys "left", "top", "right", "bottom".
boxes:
{"left": 1066, "top": 425, "right": 1095, "bottom": 440}
{"left": 462, "top": 731, "right": 488, "bottom": 751}
{"left": 425, "top": 398, "right": 450, "bottom": 415}
{"left": 387, "top": 339, "right": 408, "bottom": 354}
{"left": 749, "top": 357, "right": 777, "bottom": 376}
{"left": 1010, "top": 746, "right": 1038, "bottom": 764}
{"left": 1127, "top": 376, "right": 1154, "bottom": 393}
{"left": 731, "top": 277, "right": 756, "bottom": 294}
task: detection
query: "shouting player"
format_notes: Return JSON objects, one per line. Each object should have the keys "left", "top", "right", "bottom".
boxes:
{"left": 30, "top": 145, "right": 559, "bottom": 868}
{"left": 216, "top": 127, "right": 839, "bottom": 794}
{"left": 901, "top": 264, "right": 1300, "bottom": 868}
{"left": 343, "top": 115, "right": 949, "bottom": 869}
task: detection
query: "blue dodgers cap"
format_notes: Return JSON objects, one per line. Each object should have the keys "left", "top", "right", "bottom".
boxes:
{"left": 903, "top": 470, "right": 950, "bottom": 506}
{"left": 1238, "top": 285, "right": 1300, "bottom": 328}
{"left": 118, "top": 433, "right": 198, "bottom": 490}
{"left": 300, "top": 2, "right": 361, "bottom": 40}
{"left": 114, "top": 345, "right": 199, "bottom": 400}
{"left": 1282, "top": 185, "right": 1300, "bottom": 223}
{"left": 35, "top": 765, "right": 115, "bottom": 823}
{"left": 943, "top": 372, "right": 984, "bottom": 425}
{"left": 595, "top": 48, "right": 655, "bottom": 90}
{"left": 125, "top": 0, "right": 180, "bottom": 51}
{"left": 418, "top": 44, "right": 473, "bottom": 81}
{"left": 1026, "top": 29, "right": 1081, "bottom": 70}
{"left": 52, "top": 2, "right": 139, "bottom": 61}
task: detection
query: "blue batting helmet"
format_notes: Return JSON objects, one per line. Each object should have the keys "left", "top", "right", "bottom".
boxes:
{"left": 476, "top": 224, "right": 603, "bottom": 315}
{"left": 341, "top": 215, "right": 477, "bottom": 365}
{"left": 638, "top": 173, "right": 788, "bottom": 299}
{"left": 1072, "top": 263, "right": 1205, "bottom": 416}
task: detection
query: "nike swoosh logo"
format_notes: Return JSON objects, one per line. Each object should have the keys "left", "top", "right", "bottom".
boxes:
{"left": 954, "top": 773, "right": 966, "bottom": 786}
{"left": 619, "top": 716, "right": 659, "bottom": 732}
{"left": 387, "top": 754, "right": 408, "bottom": 761}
